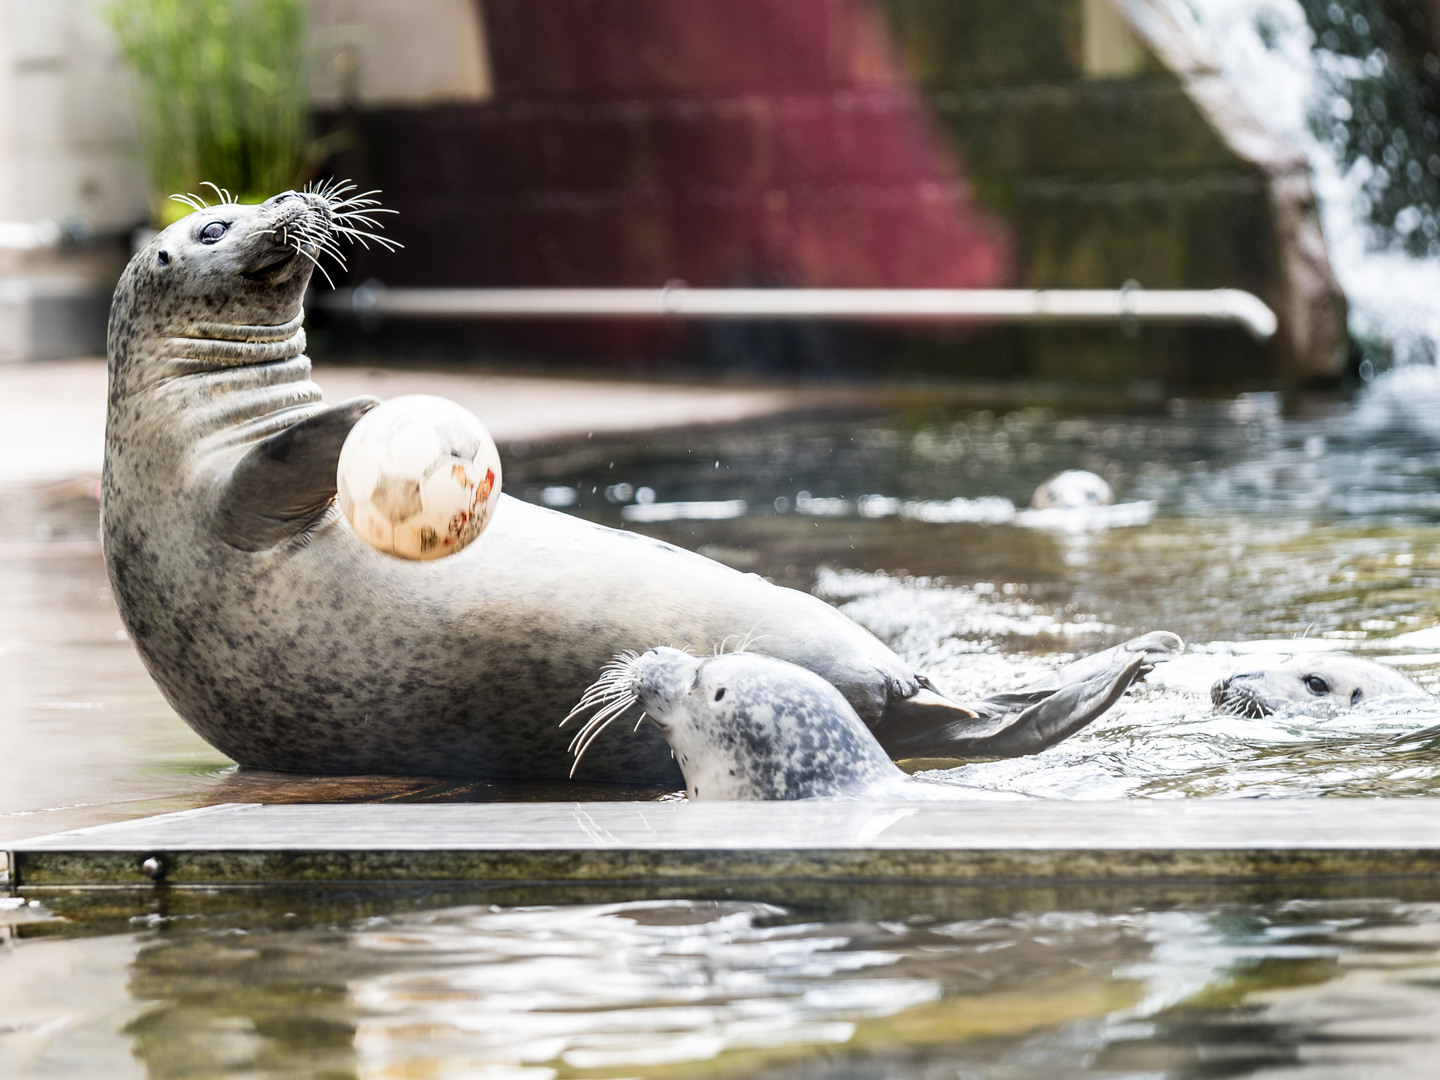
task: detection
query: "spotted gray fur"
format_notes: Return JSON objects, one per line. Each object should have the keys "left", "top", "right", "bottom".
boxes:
{"left": 606, "top": 647, "right": 1099, "bottom": 800}
{"left": 103, "top": 187, "right": 1175, "bottom": 783}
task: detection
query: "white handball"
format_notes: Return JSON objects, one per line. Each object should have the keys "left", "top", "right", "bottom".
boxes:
{"left": 337, "top": 395, "right": 502, "bottom": 560}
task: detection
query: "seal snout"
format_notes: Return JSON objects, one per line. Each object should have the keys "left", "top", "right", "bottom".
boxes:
{"left": 632, "top": 647, "right": 703, "bottom": 727}
{"left": 1211, "top": 672, "right": 1272, "bottom": 718}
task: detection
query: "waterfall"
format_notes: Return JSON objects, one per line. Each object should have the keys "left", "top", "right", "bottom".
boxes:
{"left": 1177, "top": 0, "right": 1440, "bottom": 371}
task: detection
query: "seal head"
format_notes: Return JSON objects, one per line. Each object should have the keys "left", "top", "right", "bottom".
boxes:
{"left": 1030, "top": 470, "right": 1114, "bottom": 510}
{"left": 628, "top": 647, "right": 903, "bottom": 800}
{"left": 1211, "top": 652, "right": 1431, "bottom": 718}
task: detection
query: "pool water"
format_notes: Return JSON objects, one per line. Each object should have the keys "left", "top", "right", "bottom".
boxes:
{"left": 7, "top": 882, "right": 1440, "bottom": 1078}
{"left": 10, "top": 370, "right": 1440, "bottom": 1076}
{"left": 500, "top": 376, "right": 1440, "bottom": 799}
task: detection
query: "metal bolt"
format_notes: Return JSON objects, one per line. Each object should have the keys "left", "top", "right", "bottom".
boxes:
{"left": 140, "top": 856, "right": 166, "bottom": 881}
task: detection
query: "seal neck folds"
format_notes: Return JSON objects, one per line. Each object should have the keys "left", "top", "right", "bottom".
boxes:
{"left": 156, "top": 308, "right": 307, "bottom": 374}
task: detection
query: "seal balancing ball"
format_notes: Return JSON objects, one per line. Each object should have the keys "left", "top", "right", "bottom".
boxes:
{"left": 337, "top": 394, "right": 501, "bottom": 560}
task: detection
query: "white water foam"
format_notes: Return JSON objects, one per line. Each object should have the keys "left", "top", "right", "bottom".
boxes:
{"left": 1179, "top": 0, "right": 1440, "bottom": 363}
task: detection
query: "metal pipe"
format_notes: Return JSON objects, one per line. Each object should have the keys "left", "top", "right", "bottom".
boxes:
{"left": 323, "top": 281, "right": 1279, "bottom": 340}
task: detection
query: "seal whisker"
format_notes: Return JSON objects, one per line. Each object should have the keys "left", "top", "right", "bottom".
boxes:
{"left": 201, "top": 181, "right": 236, "bottom": 205}
{"left": 300, "top": 230, "right": 348, "bottom": 266}
{"left": 331, "top": 210, "right": 399, "bottom": 231}
{"left": 733, "top": 627, "right": 770, "bottom": 655}
{"left": 569, "top": 702, "right": 641, "bottom": 776}
{"left": 562, "top": 651, "right": 648, "bottom": 768}
{"left": 289, "top": 241, "right": 337, "bottom": 289}
{"left": 564, "top": 692, "right": 636, "bottom": 751}
{"left": 565, "top": 683, "right": 630, "bottom": 717}
{"left": 170, "top": 192, "right": 210, "bottom": 211}
{"left": 327, "top": 224, "right": 403, "bottom": 252}
{"left": 562, "top": 653, "right": 641, "bottom": 722}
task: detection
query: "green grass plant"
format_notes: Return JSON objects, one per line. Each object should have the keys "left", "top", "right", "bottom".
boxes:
{"left": 107, "top": 0, "right": 314, "bottom": 225}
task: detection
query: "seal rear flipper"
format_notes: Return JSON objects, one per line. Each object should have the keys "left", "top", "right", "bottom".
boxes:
{"left": 1018, "top": 631, "right": 1183, "bottom": 693}
{"left": 879, "top": 654, "right": 1145, "bottom": 760}
{"left": 215, "top": 396, "right": 380, "bottom": 550}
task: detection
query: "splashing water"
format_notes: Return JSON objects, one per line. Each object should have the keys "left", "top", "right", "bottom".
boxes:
{"left": 1180, "top": 0, "right": 1440, "bottom": 366}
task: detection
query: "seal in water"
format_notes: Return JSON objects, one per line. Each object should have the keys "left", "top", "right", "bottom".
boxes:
{"left": 103, "top": 183, "right": 1179, "bottom": 783}
{"left": 1030, "top": 470, "right": 1113, "bottom": 509}
{"left": 566, "top": 644, "right": 1155, "bottom": 800}
{"left": 1211, "top": 652, "right": 1431, "bottom": 718}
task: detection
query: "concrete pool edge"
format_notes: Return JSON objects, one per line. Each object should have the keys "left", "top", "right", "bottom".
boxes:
{"left": 7, "top": 800, "right": 1440, "bottom": 887}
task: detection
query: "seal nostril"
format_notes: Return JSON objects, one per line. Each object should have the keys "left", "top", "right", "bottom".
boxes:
{"left": 714, "top": 687, "right": 725, "bottom": 701}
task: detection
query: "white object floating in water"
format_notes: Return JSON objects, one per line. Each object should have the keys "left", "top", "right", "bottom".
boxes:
{"left": 1014, "top": 501, "right": 1156, "bottom": 532}
{"left": 1030, "top": 470, "right": 1114, "bottom": 510}
{"left": 621, "top": 500, "right": 748, "bottom": 523}
{"left": 337, "top": 394, "right": 502, "bottom": 560}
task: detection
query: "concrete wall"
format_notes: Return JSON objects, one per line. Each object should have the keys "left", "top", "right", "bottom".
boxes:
{"left": 872, "top": 0, "right": 1348, "bottom": 378}
{"left": 0, "top": 0, "right": 1348, "bottom": 377}
{"left": 332, "top": 0, "right": 1348, "bottom": 381}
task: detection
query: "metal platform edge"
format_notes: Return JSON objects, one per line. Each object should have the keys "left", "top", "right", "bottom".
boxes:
{"left": 7, "top": 800, "right": 1440, "bottom": 888}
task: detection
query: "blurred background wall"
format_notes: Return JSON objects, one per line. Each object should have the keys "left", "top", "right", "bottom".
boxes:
{"left": 3, "top": 0, "right": 1423, "bottom": 382}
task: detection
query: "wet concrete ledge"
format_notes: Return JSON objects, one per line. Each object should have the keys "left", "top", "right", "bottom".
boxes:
{"left": 8, "top": 800, "right": 1440, "bottom": 888}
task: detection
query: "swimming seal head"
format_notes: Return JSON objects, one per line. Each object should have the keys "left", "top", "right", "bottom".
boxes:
{"left": 1211, "top": 652, "right": 1431, "bottom": 717}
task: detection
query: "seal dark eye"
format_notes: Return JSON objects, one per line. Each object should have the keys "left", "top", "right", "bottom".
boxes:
{"left": 1351, "top": 687, "right": 1363, "bottom": 706}
{"left": 714, "top": 687, "right": 726, "bottom": 702}
{"left": 200, "top": 221, "right": 228, "bottom": 243}
{"left": 156, "top": 249, "right": 169, "bottom": 266}
{"left": 1303, "top": 674, "right": 1330, "bottom": 696}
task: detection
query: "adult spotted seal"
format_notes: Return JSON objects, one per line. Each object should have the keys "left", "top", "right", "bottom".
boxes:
{"left": 1211, "top": 653, "right": 1431, "bottom": 718}
{"left": 567, "top": 645, "right": 1153, "bottom": 800}
{"left": 103, "top": 184, "right": 1179, "bottom": 783}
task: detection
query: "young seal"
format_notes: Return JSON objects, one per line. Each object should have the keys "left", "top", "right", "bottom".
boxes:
{"left": 566, "top": 646, "right": 1149, "bottom": 800}
{"left": 103, "top": 184, "right": 1179, "bottom": 783}
{"left": 1029, "top": 470, "right": 1113, "bottom": 510}
{"left": 1211, "top": 653, "right": 1432, "bottom": 718}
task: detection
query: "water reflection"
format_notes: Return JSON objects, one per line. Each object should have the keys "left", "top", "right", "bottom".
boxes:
{"left": 7, "top": 888, "right": 1440, "bottom": 1078}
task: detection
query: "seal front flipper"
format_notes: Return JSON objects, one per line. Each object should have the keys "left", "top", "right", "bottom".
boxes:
{"left": 879, "top": 654, "right": 1146, "bottom": 760}
{"left": 215, "top": 396, "right": 380, "bottom": 550}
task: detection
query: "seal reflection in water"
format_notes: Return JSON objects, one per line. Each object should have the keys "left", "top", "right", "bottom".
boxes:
{"left": 103, "top": 182, "right": 1179, "bottom": 784}
{"left": 1212, "top": 653, "right": 1432, "bottom": 718}
{"left": 568, "top": 640, "right": 1171, "bottom": 800}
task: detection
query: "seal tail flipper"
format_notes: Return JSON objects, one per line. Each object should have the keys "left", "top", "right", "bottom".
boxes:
{"left": 877, "top": 653, "right": 1146, "bottom": 760}
{"left": 215, "top": 396, "right": 380, "bottom": 550}
{"left": 1016, "top": 631, "right": 1183, "bottom": 694}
